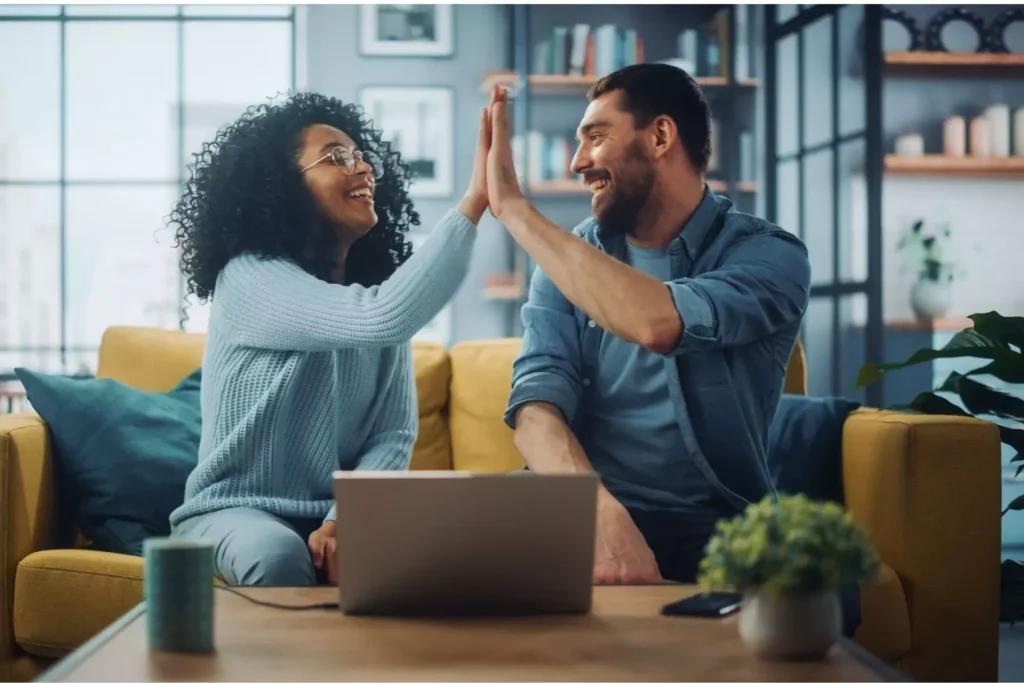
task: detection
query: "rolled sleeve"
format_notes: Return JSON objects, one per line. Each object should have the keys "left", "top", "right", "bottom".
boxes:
{"left": 503, "top": 267, "right": 584, "bottom": 430}
{"left": 504, "top": 371, "right": 580, "bottom": 429}
{"left": 666, "top": 230, "right": 810, "bottom": 355}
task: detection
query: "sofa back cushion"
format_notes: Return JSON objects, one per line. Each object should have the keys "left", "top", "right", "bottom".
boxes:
{"left": 94, "top": 327, "right": 453, "bottom": 471}
{"left": 448, "top": 339, "right": 523, "bottom": 472}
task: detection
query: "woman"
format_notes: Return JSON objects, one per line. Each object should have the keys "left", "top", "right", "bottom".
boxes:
{"left": 167, "top": 91, "right": 493, "bottom": 586}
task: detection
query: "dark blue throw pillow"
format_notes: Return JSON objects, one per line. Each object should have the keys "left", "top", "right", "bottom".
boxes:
{"left": 15, "top": 367, "right": 202, "bottom": 556}
{"left": 767, "top": 394, "right": 861, "bottom": 504}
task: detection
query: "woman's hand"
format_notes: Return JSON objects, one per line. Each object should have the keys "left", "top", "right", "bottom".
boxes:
{"left": 308, "top": 521, "right": 338, "bottom": 585}
{"left": 486, "top": 85, "right": 526, "bottom": 221}
{"left": 456, "top": 96, "right": 493, "bottom": 225}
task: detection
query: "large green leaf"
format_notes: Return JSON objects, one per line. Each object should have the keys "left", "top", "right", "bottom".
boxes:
{"left": 855, "top": 328, "right": 1018, "bottom": 388}
{"left": 966, "top": 360, "right": 1024, "bottom": 385}
{"left": 969, "top": 312, "right": 1024, "bottom": 350}
{"left": 900, "top": 391, "right": 969, "bottom": 417}
{"left": 1005, "top": 494, "right": 1024, "bottom": 516}
{"left": 1001, "top": 426, "right": 1024, "bottom": 464}
{"left": 937, "top": 372, "right": 1024, "bottom": 421}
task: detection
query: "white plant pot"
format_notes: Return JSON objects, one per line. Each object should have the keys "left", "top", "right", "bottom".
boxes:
{"left": 910, "top": 280, "right": 952, "bottom": 321}
{"left": 738, "top": 590, "right": 841, "bottom": 660}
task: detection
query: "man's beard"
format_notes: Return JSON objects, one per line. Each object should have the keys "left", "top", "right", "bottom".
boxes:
{"left": 591, "top": 140, "right": 656, "bottom": 236}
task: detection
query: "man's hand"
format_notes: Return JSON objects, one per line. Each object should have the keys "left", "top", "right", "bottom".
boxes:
{"left": 456, "top": 96, "right": 493, "bottom": 224}
{"left": 308, "top": 521, "right": 337, "bottom": 585}
{"left": 486, "top": 85, "right": 526, "bottom": 220}
{"left": 593, "top": 494, "right": 663, "bottom": 584}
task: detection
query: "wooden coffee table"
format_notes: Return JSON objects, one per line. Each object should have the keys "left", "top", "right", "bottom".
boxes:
{"left": 40, "top": 584, "right": 905, "bottom": 682}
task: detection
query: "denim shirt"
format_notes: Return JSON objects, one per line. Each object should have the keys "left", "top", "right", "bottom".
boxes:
{"left": 503, "top": 188, "right": 811, "bottom": 511}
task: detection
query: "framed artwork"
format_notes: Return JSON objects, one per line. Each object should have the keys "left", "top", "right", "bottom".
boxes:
{"left": 360, "top": 86, "right": 453, "bottom": 198}
{"left": 406, "top": 232, "right": 453, "bottom": 346}
{"left": 359, "top": 4, "right": 454, "bottom": 57}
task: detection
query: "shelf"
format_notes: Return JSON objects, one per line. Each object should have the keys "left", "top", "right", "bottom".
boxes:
{"left": 884, "top": 51, "right": 1024, "bottom": 77}
{"left": 884, "top": 155, "right": 1024, "bottom": 178}
{"left": 481, "top": 71, "right": 758, "bottom": 95}
{"left": 526, "top": 179, "right": 758, "bottom": 196}
{"left": 885, "top": 318, "right": 973, "bottom": 332}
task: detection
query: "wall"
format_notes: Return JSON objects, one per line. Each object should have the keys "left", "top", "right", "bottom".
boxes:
{"left": 304, "top": 4, "right": 510, "bottom": 343}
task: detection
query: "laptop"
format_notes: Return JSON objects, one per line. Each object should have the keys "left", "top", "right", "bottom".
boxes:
{"left": 331, "top": 470, "right": 598, "bottom": 616}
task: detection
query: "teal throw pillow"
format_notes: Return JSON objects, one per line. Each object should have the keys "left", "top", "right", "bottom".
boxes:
{"left": 14, "top": 367, "right": 202, "bottom": 556}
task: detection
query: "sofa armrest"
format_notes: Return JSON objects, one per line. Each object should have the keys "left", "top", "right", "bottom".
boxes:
{"left": 0, "top": 412, "right": 56, "bottom": 675}
{"left": 843, "top": 408, "right": 1001, "bottom": 682}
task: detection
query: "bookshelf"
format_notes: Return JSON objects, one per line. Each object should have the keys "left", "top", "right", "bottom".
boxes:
{"left": 480, "top": 71, "right": 759, "bottom": 94}
{"left": 483, "top": 6, "right": 763, "bottom": 332}
{"left": 883, "top": 51, "right": 1024, "bottom": 77}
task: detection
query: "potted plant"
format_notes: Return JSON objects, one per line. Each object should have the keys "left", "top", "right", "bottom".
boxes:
{"left": 896, "top": 218, "right": 964, "bottom": 321}
{"left": 698, "top": 494, "right": 880, "bottom": 659}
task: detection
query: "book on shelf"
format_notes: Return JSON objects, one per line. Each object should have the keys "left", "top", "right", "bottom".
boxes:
{"left": 676, "top": 7, "right": 754, "bottom": 80}
{"left": 533, "top": 23, "right": 644, "bottom": 77}
{"left": 511, "top": 131, "right": 581, "bottom": 185}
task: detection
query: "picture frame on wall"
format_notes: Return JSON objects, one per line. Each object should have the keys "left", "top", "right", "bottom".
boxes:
{"left": 360, "top": 86, "right": 454, "bottom": 198}
{"left": 359, "top": 4, "right": 454, "bottom": 57}
{"left": 407, "top": 232, "right": 453, "bottom": 346}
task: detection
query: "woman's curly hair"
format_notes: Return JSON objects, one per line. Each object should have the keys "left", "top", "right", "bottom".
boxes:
{"left": 170, "top": 91, "right": 418, "bottom": 302}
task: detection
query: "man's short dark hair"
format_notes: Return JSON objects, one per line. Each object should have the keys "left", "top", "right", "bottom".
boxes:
{"left": 588, "top": 63, "right": 711, "bottom": 173}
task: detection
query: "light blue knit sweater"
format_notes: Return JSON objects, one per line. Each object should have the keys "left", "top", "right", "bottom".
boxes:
{"left": 169, "top": 209, "right": 477, "bottom": 528}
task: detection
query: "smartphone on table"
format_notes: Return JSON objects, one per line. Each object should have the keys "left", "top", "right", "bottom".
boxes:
{"left": 660, "top": 591, "right": 742, "bottom": 618}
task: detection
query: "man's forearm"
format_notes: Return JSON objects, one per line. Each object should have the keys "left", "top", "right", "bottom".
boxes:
{"left": 513, "top": 402, "right": 619, "bottom": 509}
{"left": 500, "top": 199, "right": 681, "bottom": 353}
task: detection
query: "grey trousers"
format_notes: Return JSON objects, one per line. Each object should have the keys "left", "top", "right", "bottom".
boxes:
{"left": 171, "top": 507, "right": 323, "bottom": 586}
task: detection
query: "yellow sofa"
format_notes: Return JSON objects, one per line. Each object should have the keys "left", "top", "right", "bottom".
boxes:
{"left": 0, "top": 326, "right": 1003, "bottom": 682}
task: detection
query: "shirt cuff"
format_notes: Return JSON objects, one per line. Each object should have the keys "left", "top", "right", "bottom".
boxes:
{"left": 667, "top": 281, "right": 717, "bottom": 353}
{"left": 323, "top": 504, "right": 337, "bottom": 524}
{"left": 504, "top": 373, "right": 580, "bottom": 429}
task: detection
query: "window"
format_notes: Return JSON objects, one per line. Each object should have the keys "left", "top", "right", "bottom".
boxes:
{"left": 0, "top": 6, "right": 296, "bottom": 375}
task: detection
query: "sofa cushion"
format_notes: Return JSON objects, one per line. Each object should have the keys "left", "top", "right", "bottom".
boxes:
{"left": 96, "top": 326, "right": 205, "bottom": 392}
{"left": 767, "top": 394, "right": 861, "bottom": 503}
{"left": 13, "top": 549, "right": 144, "bottom": 659}
{"left": 856, "top": 562, "right": 911, "bottom": 662}
{"left": 410, "top": 343, "right": 452, "bottom": 470}
{"left": 14, "top": 368, "right": 201, "bottom": 556}
{"left": 449, "top": 339, "right": 523, "bottom": 472}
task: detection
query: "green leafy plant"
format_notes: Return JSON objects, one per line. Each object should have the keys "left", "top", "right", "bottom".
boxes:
{"left": 698, "top": 494, "right": 880, "bottom": 597}
{"left": 897, "top": 218, "right": 965, "bottom": 283}
{"left": 855, "top": 311, "right": 1024, "bottom": 516}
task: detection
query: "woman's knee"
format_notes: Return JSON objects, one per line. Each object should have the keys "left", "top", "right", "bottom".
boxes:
{"left": 239, "top": 538, "right": 316, "bottom": 586}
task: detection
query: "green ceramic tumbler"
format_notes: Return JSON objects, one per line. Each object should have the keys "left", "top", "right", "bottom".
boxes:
{"left": 144, "top": 538, "right": 214, "bottom": 653}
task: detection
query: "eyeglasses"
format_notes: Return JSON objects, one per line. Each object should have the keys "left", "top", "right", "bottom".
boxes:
{"left": 301, "top": 146, "right": 384, "bottom": 179}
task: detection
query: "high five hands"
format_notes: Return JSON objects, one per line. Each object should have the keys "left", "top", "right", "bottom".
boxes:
{"left": 460, "top": 85, "right": 527, "bottom": 224}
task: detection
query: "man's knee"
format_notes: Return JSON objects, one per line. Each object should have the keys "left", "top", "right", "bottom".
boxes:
{"left": 235, "top": 533, "right": 315, "bottom": 586}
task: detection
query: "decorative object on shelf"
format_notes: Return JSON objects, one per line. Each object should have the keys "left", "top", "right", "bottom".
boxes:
{"left": 969, "top": 115, "right": 992, "bottom": 157}
{"left": 894, "top": 132, "right": 925, "bottom": 156}
{"left": 897, "top": 218, "right": 964, "bottom": 322}
{"left": 359, "top": 4, "right": 453, "bottom": 57}
{"left": 360, "top": 87, "right": 453, "bottom": 198}
{"left": 1014, "top": 108, "right": 1024, "bottom": 156}
{"left": 699, "top": 495, "right": 879, "bottom": 660}
{"left": 942, "top": 116, "right": 966, "bottom": 157}
{"left": 533, "top": 24, "right": 643, "bottom": 77}
{"left": 985, "top": 8, "right": 1024, "bottom": 54}
{"left": 985, "top": 105, "right": 1011, "bottom": 157}
{"left": 881, "top": 8, "right": 924, "bottom": 52}
{"left": 925, "top": 8, "right": 986, "bottom": 53}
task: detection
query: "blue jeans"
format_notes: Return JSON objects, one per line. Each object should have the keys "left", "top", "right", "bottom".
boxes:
{"left": 171, "top": 507, "right": 324, "bottom": 586}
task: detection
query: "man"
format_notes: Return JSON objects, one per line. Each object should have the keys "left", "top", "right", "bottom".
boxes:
{"left": 484, "top": 64, "right": 811, "bottom": 586}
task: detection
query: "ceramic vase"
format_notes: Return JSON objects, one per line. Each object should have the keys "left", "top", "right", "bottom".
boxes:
{"left": 910, "top": 280, "right": 952, "bottom": 321}
{"left": 739, "top": 590, "right": 841, "bottom": 660}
